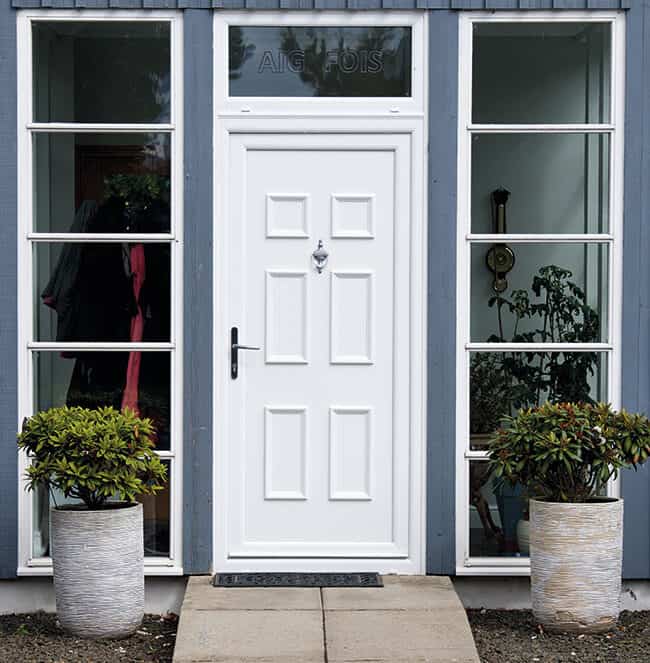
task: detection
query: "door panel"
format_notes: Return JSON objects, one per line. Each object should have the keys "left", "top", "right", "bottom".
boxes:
{"left": 226, "top": 132, "right": 412, "bottom": 560}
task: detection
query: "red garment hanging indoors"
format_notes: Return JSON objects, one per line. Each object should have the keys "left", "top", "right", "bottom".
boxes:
{"left": 122, "top": 244, "right": 146, "bottom": 415}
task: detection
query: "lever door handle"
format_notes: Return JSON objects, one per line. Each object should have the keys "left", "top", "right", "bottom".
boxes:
{"left": 231, "top": 327, "right": 261, "bottom": 379}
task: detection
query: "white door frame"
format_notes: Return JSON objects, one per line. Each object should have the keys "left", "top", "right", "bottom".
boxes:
{"left": 213, "top": 12, "right": 428, "bottom": 574}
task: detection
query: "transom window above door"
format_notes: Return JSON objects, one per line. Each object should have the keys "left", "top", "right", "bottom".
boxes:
{"left": 228, "top": 26, "right": 412, "bottom": 98}
{"left": 215, "top": 12, "right": 425, "bottom": 114}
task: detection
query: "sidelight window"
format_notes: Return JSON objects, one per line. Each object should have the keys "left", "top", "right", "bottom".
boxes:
{"left": 456, "top": 12, "right": 624, "bottom": 574}
{"left": 17, "top": 12, "right": 183, "bottom": 574}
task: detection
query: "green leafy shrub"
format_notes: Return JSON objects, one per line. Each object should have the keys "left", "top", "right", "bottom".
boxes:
{"left": 487, "top": 402, "right": 650, "bottom": 503}
{"left": 486, "top": 265, "right": 601, "bottom": 412}
{"left": 18, "top": 406, "right": 167, "bottom": 509}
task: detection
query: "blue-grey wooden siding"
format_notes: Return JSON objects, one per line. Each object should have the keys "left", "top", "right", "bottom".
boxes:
{"left": 426, "top": 10, "right": 458, "bottom": 575}
{"left": 0, "top": 0, "right": 18, "bottom": 580}
{"left": 621, "top": 0, "right": 650, "bottom": 580}
{"left": 182, "top": 10, "right": 214, "bottom": 575}
{"left": 10, "top": 0, "right": 631, "bottom": 9}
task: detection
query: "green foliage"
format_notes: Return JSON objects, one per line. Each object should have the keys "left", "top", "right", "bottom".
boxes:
{"left": 104, "top": 173, "right": 170, "bottom": 216}
{"left": 487, "top": 402, "right": 650, "bottom": 503}
{"left": 17, "top": 406, "right": 167, "bottom": 510}
{"left": 470, "top": 353, "right": 512, "bottom": 435}
{"left": 471, "top": 265, "right": 602, "bottom": 436}
{"left": 487, "top": 265, "right": 600, "bottom": 411}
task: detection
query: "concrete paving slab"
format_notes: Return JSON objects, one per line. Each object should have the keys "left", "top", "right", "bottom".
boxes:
{"left": 171, "top": 575, "right": 480, "bottom": 663}
{"left": 322, "top": 574, "right": 461, "bottom": 611}
{"left": 324, "top": 609, "right": 481, "bottom": 663}
{"left": 181, "top": 575, "right": 322, "bottom": 611}
{"left": 172, "top": 608, "right": 325, "bottom": 663}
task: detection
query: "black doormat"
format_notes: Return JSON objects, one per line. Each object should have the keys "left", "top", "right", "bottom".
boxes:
{"left": 213, "top": 572, "right": 383, "bottom": 588}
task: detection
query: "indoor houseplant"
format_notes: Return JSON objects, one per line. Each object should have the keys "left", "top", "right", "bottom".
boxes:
{"left": 488, "top": 402, "right": 650, "bottom": 633}
{"left": 469, "top": 265, "right": 600, "bottom": 555}
{"left": 18, "top": 406, "right": 167, "bottom": 639}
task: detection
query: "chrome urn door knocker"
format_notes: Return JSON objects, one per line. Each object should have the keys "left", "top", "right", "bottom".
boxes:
{"left": 312, "top": 240, "right": 329, "bottom": 274}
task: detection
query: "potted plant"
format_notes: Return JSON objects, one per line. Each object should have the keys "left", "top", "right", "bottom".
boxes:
{"left": 18, "top": 406, "right": 167, "bottom": 639}
{"left": 488, "top": 402, "right": 650, "bottom": 633}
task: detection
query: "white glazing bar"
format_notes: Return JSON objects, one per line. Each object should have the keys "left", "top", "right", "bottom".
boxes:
{"left": 28, "top": 233, "right": 175, "bottom": 243}
{"left": 468, "top": 124, "right": 614, "bottom": 134}
{"left": 154, "top": 451, "right": 176, "bottom": 459}
{"left": 456, "top": 566, "right": 531, "bottom": 577}
{"left": 464, "top": 450, "right": 490, "bottom": 459}
{"left": 28, "top": 342, "right": 175, "bottom": 351}
{"left": 24, "top": 558, "right": 182, "bottom": 572}
{"left": 466, "top": 234, "right": 613, "bottom": 243}
{"left": 27, "top": 13, "right": 177, "bottom": 23}
{"left": 27, "top": 123, "right": 175, "bottom": 133}
{"left": 463, "top": 557, "right": 531, "bottom": 568}
{"left": 466, "top": 343, "right": 612, "bottom": 352}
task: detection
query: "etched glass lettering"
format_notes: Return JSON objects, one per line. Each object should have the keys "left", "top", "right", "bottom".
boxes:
{"left": 229, "top": 26, "right": 412, "bottom": 97}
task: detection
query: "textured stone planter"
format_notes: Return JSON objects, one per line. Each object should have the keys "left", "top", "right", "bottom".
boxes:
{"left": 530, "top": 498, "right": 623, "bottom": 634}
{"left": 51, "top": 503, "right": 144, "bottom": 639}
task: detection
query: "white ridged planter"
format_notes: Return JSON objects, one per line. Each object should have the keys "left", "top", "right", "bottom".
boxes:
{"left": 530, "top": 498, "right": 623, "bottom": 634}
{"left": 51, "top": 503, "right": 144, "bottom": 639}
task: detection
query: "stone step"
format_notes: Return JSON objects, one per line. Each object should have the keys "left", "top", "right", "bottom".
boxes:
{"left": 172, "top": 574, "right": 481, "bottom": 663}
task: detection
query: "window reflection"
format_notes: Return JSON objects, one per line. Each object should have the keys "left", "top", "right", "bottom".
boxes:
{"left": 471, "top": 134, "right": 610, "bottom": 234}
{"left": 138, "top": 460, "right": 171, "bottom": 557}
{"left": 229, "top": 26, "right": 412, "bottom": 97}
{"left": 34, "top": 352, "right": 171, "bottom": 451}
{"left": 32, "top": 461, "right": 171, "bottom": 558}
{"left": 469, "top": 352, "right": 607, "bottom": 450}
{"left": 470, "top": 245, "right": 608, "bottom": 343}
{"left": 473, "top": 23, "right": 610, "bottom": 124}
{"left": 34, "top": 133, "right": 171, "bottom": 234}
{"left": 36, "top": 242, "right": 171, "bottom": 343}
{"left": 33, "top": 22, "right": 170, "bottom": 124}
{"left": 470, "top": 461, "right": 528, "bottom": 558}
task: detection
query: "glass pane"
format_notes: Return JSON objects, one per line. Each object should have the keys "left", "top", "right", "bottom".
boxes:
{"left": 469, "top": 460, "right": 529, "bottom": 558}
{"left": 471, "top": 133, "right": 610, "bottom": 234}
{"left": 470, "top": 243, "right": 608, "bottom": 343}
{"left": 33, "top": 133, "right": 171, "bottom": 234}
{"left": 469, "top": 351, "right": 607, "bottom": 449}
{"left": 33, "top": 351, "right": 171, "bottom": 450}
{"left": 473, "top": 22, "right": 610, "bottom": 124}
{"left": 33, "top": 22, "right": 170, "bottom": 123}
{"left": 31, "top": 461, "right": 171, "bottom": 558}
{"left": 35, "top": 242, "right": 170, "bottom": 343}
{"left": 229, "top": 26, "right": 411, "bottom": 97}
{"left": 138, "top": 459, "right": 171, "bottom": 557}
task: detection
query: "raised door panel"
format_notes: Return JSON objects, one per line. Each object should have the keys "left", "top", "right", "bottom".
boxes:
{"left": 226, "top": 132, "right": 411, "bottom": 560}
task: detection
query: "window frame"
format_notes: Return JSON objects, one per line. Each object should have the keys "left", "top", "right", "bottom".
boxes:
{"left": 214, "top": 11, "right": 426, "bottom": 117}
{"left": 455, "top": 10, "right": 626, "bottom": 576}
{"left": 16, "top": 9, "right": 184, "bottom": 576}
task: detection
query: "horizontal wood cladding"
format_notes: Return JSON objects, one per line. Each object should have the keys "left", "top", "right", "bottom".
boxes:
{"left": 10, "top": 0, "right": 631, "bottom": 10}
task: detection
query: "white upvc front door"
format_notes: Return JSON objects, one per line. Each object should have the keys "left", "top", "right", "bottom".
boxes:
{"left": 214, "top": 120, "right": 426, "bottom": 573}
